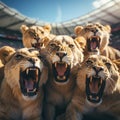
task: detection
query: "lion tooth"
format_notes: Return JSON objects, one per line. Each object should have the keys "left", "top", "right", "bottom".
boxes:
{"left": 90, "top": 38, "right": 92, "bottom": 41}
{"left": 55, "top": 62, "right": 57, "bottom": 67}
{"left": 90, "top": 95, "right": 92, "bottom": 99}
{"left": 33, "top": 88, "right": 36, "bottom": 92}
{"left": 63, "top": 76, "right": 66, "bottom": 80}
{"left": 36, "top": 69, "right": 38, "bottom": 75}
{"left": 26, "top": 69, "right": 29, "bottom": 74}
{"left": 57, "top": 76, "right": 60, "bottom": 79}
{"left": 96, "top": 96, "right": 99, "bottom": 100}
{"left": 90, "top": 76, "right": 92, "bottom": 83}
{"left": 27, "top": 89, "right": 29, "bottom": 92}
{"left": 100, "top": 79, "right": 102, "bottom": 84}
{"left": 57, "top": 76, "right": 66, "bottom": 80}
{"left": 65, "top": 64, "right": 67, "bottom": 68}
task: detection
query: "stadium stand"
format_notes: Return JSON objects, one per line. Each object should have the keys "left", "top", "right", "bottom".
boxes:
{"left": 0, "top": 0, "right": 120, "bottom": 50}
{"left": 0, "top": 28, "right": 23, "bottom": 48}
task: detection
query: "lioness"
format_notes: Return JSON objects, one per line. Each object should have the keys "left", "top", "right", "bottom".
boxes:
{"left": 74, "top": 23, "right": 120, "bottom": 60}
{"left": 43, "top": 35, "right": 84, "bottom": 120}
{"left": 65, "top": 55, "right": 120, "bottom": 120}
{"left": 0, "top": 48, "right": 49, "bottom": 120}
{"left": 21, "top": 24, "right": 55, "bottom": 49}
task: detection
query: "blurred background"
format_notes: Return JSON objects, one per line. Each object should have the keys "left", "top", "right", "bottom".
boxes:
{"left": 0, "top": 0, "right": 120, "bottom": 50}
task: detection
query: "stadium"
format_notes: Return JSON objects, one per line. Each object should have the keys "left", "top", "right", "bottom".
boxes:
{"left": 0, "top": 0, "right": 120, "bottom": 50}
{"left": 0, "top": 0, "right": 120, "bottom": 120}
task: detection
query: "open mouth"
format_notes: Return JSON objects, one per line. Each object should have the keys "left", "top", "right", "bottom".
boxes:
{"left": 87, "top": 36, "right": 100, "bottom": 52}
{"left": 31, "top": 43, "right": 42, "bottom": 49}
{"left": 20, "top": 67, "right": 41, "bottom": 97}
{"left": 52, "top": 62, "right": 70, "bottom": 83}
{"left": 86, "top": 75, "right": 106, "bottom": 103}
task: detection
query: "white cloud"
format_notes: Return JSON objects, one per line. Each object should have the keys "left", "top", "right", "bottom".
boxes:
{"left": 55, "top": 5, "right": 62, "bottom": 22}
{"left": 92, "top": 0, "right": 111, "bottom": 8}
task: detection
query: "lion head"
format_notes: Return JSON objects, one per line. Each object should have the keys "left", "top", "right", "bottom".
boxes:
{"left": 77, "top": 55, "right": 119, "bottom": 105}
{"left": 45, "top": 35, "right": 84, "bottom": 83}
{"left": 74, "top": 23, "right": 111, "bottom": 54}
{"left": 4, "top": 48, "right": 49, "bottom": 100}
{"left": 0, "top": 46, "right": 15, "bottom": 65}
{"left": 21, "top": 24, "right": 54, "bottom": 49}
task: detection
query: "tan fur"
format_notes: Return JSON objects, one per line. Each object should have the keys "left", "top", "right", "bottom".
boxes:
{"left": 65, "top": 55, "right": 120, "bottom": 120}
{"left": 0, "top": 46, "right": 15, "bottom": 84}
{"left": 74, "top": 23, "right": 120, "bottom": 60}
{"left": 113, "top": 59, "right": 120, "bottom": 73}
{"left": 20, "top": 24, "right": 55, "bottom": 49}
{"left": 0, "top": 48, "right": 49, "bottom": 120}
{"left": 43, "top": 35, "right": 84, "bottom": 120}
{"left": 74, "top": 36, "right": 86, "bottom": 51}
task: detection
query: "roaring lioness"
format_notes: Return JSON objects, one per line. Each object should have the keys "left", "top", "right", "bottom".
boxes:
{"left": 65, "top": 55, "right": 120, "bottom": 120}
{"left": 43, "top": 35, "right": 84, "bottom": 120}
{"left": 21, "top": 24, "right": 55, "bottom": 49}
{"left": 74, "top": 23, "right": 120, "bottom": 60}
{"left": 0, "top": 48, "right": 49, "bottom": 120}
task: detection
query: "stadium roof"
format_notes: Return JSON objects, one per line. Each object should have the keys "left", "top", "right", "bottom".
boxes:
{"left": 0, "top": 0, "right": 120, "bottom": 35}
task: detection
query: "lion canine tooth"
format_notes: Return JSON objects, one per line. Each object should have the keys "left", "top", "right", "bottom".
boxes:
{"left": 36, "top": 69, "right": 38, "bottom": 75}
{"left": 33, "top": 88, "right": 36, "bottom": 92}
{"left": 57, "top": 76, "right": 59, "bottom": 80}
{"left": 65, "top": 63, "right": 67, "bottom": 68}
{"left": 27, "top": 89, "right": 29, "bottom": 93}
{"left": 96, "top": 96, "right": 99, "bottom": 100}
{"left": 55, "top": 62, "right": 57, "bottom": 67}
{"left": 100, "top": 79, "right": 102, "bottom": 84}
{"left": 90, "top": 76, "right": 92, "bottom": 83}
{"left": 26, "top": 69, "right": 29, "bottom": 74}
{"left": 90, "top": 95, "right": 92, "bottom": 99}
{"left": 90, "top": 38, "right": 92, "bottom": 41}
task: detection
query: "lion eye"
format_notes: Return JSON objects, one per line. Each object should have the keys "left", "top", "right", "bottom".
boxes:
{"left": 99, "top": 26, "right": 103, "bottom": 30}
{"left": 86, "top": 60, "right": 93, "bottom": 65}
{"left": 85, "top": 28, "right": 89, "bottom": 31}
{"left": 41, "top": 31, "right": 44, "bottom": 34}
{"left": 50, "top": 43, "right": 56, "bottom": 48}
{"left": 105, "top": 62, "right": 111, "bottom": 68}
{"left": 69, "top": 44, "right": 74, "bottom": 48}
{"left": 15, "top": 54, "right": 23, "bottom": 60}
{"left": 2, "top": 52, "right": 8, "bottom": 57}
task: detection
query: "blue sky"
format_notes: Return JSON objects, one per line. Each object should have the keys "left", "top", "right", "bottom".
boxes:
{"left": 1, "top": 0, "right": 97, "bottom": 23}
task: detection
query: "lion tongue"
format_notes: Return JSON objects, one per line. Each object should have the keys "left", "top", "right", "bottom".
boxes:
{"left": 91, "top": 41, "right": 97, "bottom": 49}
{"left": 56, "top": 64, "right": 66, "bottom": 76}
{"left": 90, "top": 81, "right": 98, "bottom": 93}
{"left": 25, "top": 80, "right": 34, "bottom": 90}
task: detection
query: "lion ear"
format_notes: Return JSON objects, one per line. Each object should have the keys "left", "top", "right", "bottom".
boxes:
{"left": 74, "top": 26, "right": 83, "bottom": 35}
{"left": 43, "top": 37, "right": 50, "bottom": 46}
{"left": 43, "top": 24, "right": 51, "bottom": 32}
{"left": 20, "top": 25, "right": 28, "bottom": 33}
{"left": 105, "top": 25, "right": 111, "bottom": 33}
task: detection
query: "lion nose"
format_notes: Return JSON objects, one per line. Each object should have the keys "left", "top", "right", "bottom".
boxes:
{"left": 91, "top": 29, "right": 98, "bottom": 35}
{"left": 56, "top": 51, "right": 67, "bottom": 59}
{"left": 93, "top": 66, "right": 104, "bottom": 73}
{"left": 34, "top": 37, "right": 40, "bottom": 41}
{"left": 28, "top": 58, "right": 38, "bottom": 64}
